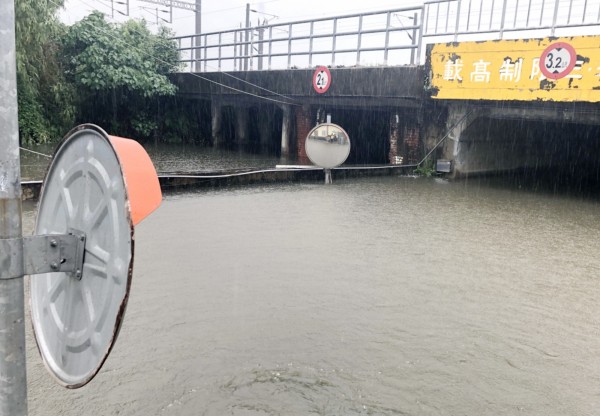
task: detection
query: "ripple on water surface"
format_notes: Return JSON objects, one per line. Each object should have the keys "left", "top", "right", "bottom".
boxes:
{"left": 23, "top": 176, "right": 600, "bottom": 416}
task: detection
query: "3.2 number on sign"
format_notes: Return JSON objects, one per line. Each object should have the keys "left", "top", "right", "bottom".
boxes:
{"left": 539, "top": 42, "right": 577, "bottom": 80}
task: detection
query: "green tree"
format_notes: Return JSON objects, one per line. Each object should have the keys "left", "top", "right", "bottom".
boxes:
{"left": 62, "top": 12, "right": 179, "bottom": 140}
{"left": 15, "top": 0, "right": 75, "bottom": 144}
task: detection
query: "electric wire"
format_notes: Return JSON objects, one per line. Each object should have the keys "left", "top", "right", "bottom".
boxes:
{"left": 60, "top": 0, "right": 300, "bottom": 106}
{"left": 416, "top": 110, "right": 475, "bottom": 167}
{"left": 19, "top": 147, "right": 52, "bottom": 158}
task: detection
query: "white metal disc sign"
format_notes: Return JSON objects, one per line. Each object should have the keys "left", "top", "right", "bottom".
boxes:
{"left": 31, "top": 125, "right": 134, "bottom": 388}
{"left": 313, "top": 66, "right": 331, "bottom": 93}
{"left": 305, "top": 123, "right": 351, "bottom": 168}
{"left": 539, "top": 42, "right": 577, "bottom": 80}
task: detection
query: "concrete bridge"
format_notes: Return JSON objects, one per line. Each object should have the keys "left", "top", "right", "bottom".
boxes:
{"left": 170, "top": 0, "right": 600, "bottom": 177}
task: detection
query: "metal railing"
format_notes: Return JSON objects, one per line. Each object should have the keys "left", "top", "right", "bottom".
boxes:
{"left": 173, "top": 6, "right": 424, "bottom": 72}
{"left": 173, "top": 0, "right": 600, "bottom": 72}
{"left": 423, "top": 0, "right": 600, "bottom": 42}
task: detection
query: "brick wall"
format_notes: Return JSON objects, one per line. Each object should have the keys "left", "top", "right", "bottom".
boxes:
{"left": 295, "top": 106, "right": 312, "bottom": 163}
{"left": 388, "top": 115, "right": 401, "bottom": 164}
{"left": 402, "top": 126, "right": 420, "bottom": 165}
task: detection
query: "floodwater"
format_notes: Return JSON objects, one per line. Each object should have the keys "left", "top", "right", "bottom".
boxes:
{"left": 22, "top": 168, "right": 600, "bottom": 415}
{"left": 19, "top": 143, "right": 283, "bottom": 181}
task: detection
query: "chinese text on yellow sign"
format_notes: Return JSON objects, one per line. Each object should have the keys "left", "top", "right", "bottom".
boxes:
{"left": 428, "top": 35, "right": 600, "bottom": 102}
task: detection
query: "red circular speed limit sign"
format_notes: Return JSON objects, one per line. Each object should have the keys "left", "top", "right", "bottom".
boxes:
{"left": 539, "top": 42, "right": 577, "bottom": 80}
{"left": 313, "top": 66, "right": 331, "bottom": 94}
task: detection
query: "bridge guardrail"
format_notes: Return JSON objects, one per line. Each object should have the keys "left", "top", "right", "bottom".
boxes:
{"left": 173, "top": 0, "right": 600, "bottom": 72}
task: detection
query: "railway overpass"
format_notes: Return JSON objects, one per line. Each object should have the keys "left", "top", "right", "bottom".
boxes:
{"left": 169, "top": 0, "right": 600, "bottom": 176}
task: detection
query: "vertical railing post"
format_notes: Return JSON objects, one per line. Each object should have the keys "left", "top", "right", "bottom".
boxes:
{"left": 287, "top": 23, "right": 293, "bottom": 69}
{"left": 218, "top": 33, "right": 222, "bottom": 70}
{"left": 454, "top": 0, "right": 463, "bottom": 41}
{"left": 250, "top": 25, "right": 254, "bottom": 70}
{"left": 551, "top": 0, "right": 561, "bottom": 35}
{"left": 309, "top": 21, "right": 314, "bottom": 67}
{"left": 0, "top": 1, "right": 28, "bottom": 415}
{"left": 268, "top": 26, "right": 273, "bottom": 70}
{"left": 258, "top": 25, "right": 264, "bottom": 71}
{"left": 499, "top": 0, "right": 509, "bottom": 38}
{"left": 411, "top": 12, "right": 418, "bottom": 65}
{"left": 332, "top": 18, "right": 338, "bottom": 67}
{"left": 417, "top": 6, "right": 426, "bottom": 65}
{"left": 234, "top": 31, "right": 238, "bottom": 71}
{"left": 244, "top": 4, "right": 250, "bottom": 71}
{"left": 466, "top": 0, "right": 472, "bottom": 31}
{"left": 435, "top": 2, "right": 441, "bottom": 33}
{"left": 239, "top": 25, "right": 244, "bottom": 71}
{"left": 357, "top": 15, "right": 363, "bottom": 66}
{"left": 203, "top": 34, "right": 207, "bottom": 71}
{"left": 384, "top": 12, "right": 391, "bottom": 66}
{"left": 478, "top": 0, "right": 485, "bottom": 29}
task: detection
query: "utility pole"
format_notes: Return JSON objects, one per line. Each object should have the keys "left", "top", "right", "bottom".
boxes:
{"left": 0, "top": 0, "right": 28, "bottom": 414}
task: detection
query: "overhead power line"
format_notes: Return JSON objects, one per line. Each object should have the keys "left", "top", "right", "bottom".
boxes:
{"left": 138, "top": 0, "right": 196, "bottom": 12}
{"left": 52, "top": 0, "right": 299, "bottom": 106}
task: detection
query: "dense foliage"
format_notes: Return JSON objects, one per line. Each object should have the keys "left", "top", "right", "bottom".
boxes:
{"left": 15, "top": 3, "right": 184, "bottom": 144}
{"left": 15, "top": 0, "right": 75, "bottom": 144}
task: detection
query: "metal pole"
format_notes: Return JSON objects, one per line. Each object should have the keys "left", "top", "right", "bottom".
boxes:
{"left": 332, "top": 18, "right": 338, "bottom": 66}
{"left": 324, "top": 169, "right": 332, "bottom": 184}
{"left": 308, "top": 21, "right": 314, "bottom": 67}
{"left": 244, "top": 3, "right": 250, "bottom": 70}
{"left": 195, "top": 0, "right": 201, "bottom": 71}
{"left": 258, "top": 24, "right": 264, "bottom": 70}
{"left": 416, "top": 6, "right": 426, "bottom": 65}
{"left": 0, "top": 1, "right": 28, "bottom": 415}
{"left": 356, "top": 15, "right": 363, "bottom": 66}
{"left": 499, "top": 0, "right": 508, "bottom": 39}
{"left": 454, "top": 0, "right": 462, "bottom": 42}
{"left": 551, "top": 0, "right": 560, "bottom": 35}
{"left": 384, "top": 12, "right": 391, "bottom": 66}
{"left": 411, "top": 12, "right": 418, "bottom": 64}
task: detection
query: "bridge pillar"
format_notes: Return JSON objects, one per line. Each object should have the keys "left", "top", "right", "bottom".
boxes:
{"left": 280, "top": 105, "right": 292, "bottom": 158}
{"left": 211, "top": 101, "right": 223, "bottom": 147}
{"left": 295, "top": 105, "right": 312, "bottom": 164}
{"left": 401, "top": 125, "right": 421, "bottom": 165}
{"left": 442, "top": 104, "right": 499, "bottom": 177}
{"left": 388, "top": 113, "right": 400, "bottom": 164}
{"left": 258, "top": 110, "right": 273, "bottom": 152}
{"left": 234, "top": 107, "right": 250, "bottom": 147}
{"left": 389, "top": 112, "right": 421, "bottom": 165}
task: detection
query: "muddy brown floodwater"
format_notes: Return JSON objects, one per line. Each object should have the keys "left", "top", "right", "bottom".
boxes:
{"left": 23, "top": 175, "right": 600, "bottom": 415}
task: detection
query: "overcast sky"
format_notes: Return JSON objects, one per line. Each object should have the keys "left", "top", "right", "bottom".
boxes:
{"left": 59, "top": 0, "right": 426, "bottom": 36}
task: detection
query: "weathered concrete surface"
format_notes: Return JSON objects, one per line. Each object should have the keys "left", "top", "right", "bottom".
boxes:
{"left": 441, "top": 101, "right": 600, "bottom": 177}
{"left": 170, "top": 66, "right": 425, "bottom": 109}
{"left": 173, "top": 66, "right": 600, "bottom": 177}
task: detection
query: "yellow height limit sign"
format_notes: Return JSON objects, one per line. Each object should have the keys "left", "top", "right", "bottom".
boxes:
{"left": 427, "top": 35, "right": 600, "bottom": 102}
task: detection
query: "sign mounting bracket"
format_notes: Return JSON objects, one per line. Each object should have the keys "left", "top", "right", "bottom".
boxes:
{"left": 0, "top": 232, "right": 86, "bottom": 280}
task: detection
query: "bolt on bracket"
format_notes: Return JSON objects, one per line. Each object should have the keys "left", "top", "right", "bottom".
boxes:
{"left": 0, "top": 230, "right": 86, "bottom": 280}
